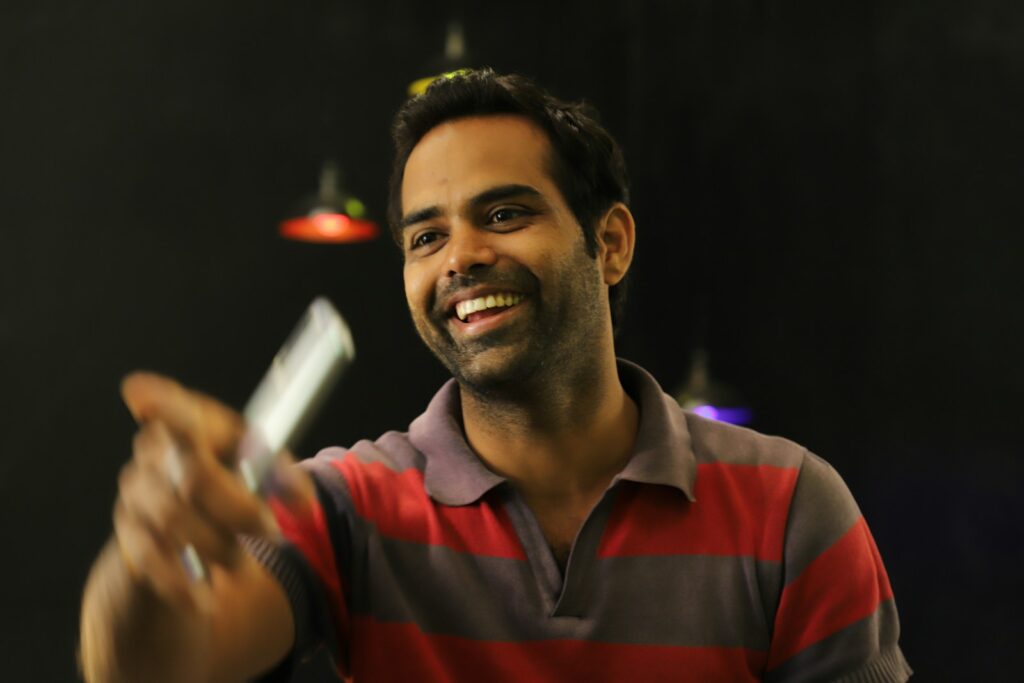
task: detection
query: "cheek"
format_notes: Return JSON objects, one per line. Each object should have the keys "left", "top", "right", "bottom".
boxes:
{"left": 403, "top": 265, "right": 431, "bottom": 315}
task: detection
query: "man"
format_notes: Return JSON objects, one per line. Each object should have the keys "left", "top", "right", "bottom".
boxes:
{"left": 80, "top": 69, "right": 911, "bottom": 682}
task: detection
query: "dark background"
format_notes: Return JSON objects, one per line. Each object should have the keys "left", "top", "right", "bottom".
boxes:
{"left": 2, "top": 1, "right": 1022, "bottom": 680}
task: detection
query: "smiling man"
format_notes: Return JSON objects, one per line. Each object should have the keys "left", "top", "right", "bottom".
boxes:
{"left": 80, "top": 70, "right": 911, "bottom": 682}
{"left": 397, "top": 113, "right": 640, "bottom": 574}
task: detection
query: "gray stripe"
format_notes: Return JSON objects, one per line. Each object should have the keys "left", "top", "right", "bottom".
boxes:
{"left": 586, "top": 554, "right": 780, "bottom": 649}
{"left": 765, "top": 599, "right": 909, "bottom": 683}
{"left": 351, "top": 533, "right": 542, "bottom": 640}
{"left": 350, "top": 533, "right": 781, "bottom": 648}
{"left": 686, "top": 414, "right": 807, "bottom": 468}
{"left": 783, "top": 452, "right": 863, "bottom": 584}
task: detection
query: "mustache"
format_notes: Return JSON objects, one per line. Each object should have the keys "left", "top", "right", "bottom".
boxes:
{"left": 432, "top": 269, "right": 537, "bottom": 317}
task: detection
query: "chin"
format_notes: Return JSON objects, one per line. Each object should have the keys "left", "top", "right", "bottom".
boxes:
{"left": 449, "top": 345, "right": 555, "bottom": 398}
{"left": 415, "top": 312, "right": 565, "bottom": 396}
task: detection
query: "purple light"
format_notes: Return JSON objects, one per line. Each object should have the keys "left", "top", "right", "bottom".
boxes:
{"left": 692, "top": 405, "right": 719, "bottom": 420}
{"left": 691, "top": 405, "right": 753, "bottom": 426}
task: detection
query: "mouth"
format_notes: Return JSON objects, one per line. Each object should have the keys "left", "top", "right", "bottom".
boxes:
{"left": 451, "top": 292, "right": 525, "bottom": 325}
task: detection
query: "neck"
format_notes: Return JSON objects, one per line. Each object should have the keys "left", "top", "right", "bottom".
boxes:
{"left": 459, "top": 353, "right": 639, "bottom": 502}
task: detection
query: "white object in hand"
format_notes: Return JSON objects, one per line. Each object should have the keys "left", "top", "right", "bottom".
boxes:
{"left": 237, "top": 297, "right": 355, "bottom": 494}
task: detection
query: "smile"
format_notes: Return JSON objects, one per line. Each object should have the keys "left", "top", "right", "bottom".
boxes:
{"left": 454, "top": 292, "right": 524, "bottom": 322}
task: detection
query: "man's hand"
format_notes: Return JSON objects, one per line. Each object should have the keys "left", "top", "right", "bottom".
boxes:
{"left": 113, "top": 372, "right": 278, "bottom": 607}
{"left": 80, "top": 372, "right": 306, "bottom": 683}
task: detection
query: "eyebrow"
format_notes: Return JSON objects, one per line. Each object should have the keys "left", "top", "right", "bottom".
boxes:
{"left": 399, "top": 184, "right": 544, "bottom": 232}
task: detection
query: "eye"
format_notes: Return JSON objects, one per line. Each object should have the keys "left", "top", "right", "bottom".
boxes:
{"left": 487, "top": 206, "right": 532, "bottom": 225}
{"left": 409, "top": 230, "right": 443, "bottom": 250}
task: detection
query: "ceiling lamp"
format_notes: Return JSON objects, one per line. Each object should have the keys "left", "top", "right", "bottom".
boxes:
{"left": 279, "top": 161, "right": 379, "bottom": 243}
{"left": 408, "top": 20, "right": 472, "bottom": 97}
{"left": 675, "top": 348, "right": 753, "bottom": 426}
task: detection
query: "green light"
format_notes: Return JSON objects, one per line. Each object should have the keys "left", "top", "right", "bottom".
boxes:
{"left": 344, "top": 197, "right": 366, "bottom": 218}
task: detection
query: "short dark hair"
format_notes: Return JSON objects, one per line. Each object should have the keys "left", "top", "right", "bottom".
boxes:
{"left": 388, "top": 68, "right": 631, "bottom": 329}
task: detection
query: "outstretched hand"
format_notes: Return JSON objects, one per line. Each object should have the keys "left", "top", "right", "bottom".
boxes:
{"left": 113, "top": 372, "right": 309, "bottom": 609}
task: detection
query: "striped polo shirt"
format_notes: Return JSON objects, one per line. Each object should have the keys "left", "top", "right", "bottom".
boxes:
{"left": 253, "top": 360, "right": 911, "bottom": 682}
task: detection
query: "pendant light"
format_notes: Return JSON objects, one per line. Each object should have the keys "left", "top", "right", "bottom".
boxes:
{"left": 408, "top": 20, "right": 472, "bottom": 97}
{"left": 279, "top": 161, "right": 379, "bottom": 243}
{"left": 675, "top": 348, "right": 753, "bottom": 425}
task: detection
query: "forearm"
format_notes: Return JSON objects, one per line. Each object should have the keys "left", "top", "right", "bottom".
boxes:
{"left": 80, "top": 538, "right": 213, "bottom": 683}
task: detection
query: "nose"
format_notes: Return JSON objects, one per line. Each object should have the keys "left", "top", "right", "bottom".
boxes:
{"left": 445, "top": 224, "right": 497, "bottom": 277}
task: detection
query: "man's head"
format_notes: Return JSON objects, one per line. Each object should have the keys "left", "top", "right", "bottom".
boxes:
{"left": 388, "top": 69, "right": 631, "bottom": 326}
{"left": 390, "top": 70, "right": 635, "bottom": 394}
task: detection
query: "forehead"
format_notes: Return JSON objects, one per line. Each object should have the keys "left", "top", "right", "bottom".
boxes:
{"left": 400, "top": 115, "right": 558, "bottom": 215}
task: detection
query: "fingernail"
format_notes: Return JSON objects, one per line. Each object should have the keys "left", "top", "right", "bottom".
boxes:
{"left": 181, "top": 544, "right": 207, "bottom": 582}
{"left": 165, "top": 443, "right": 185, "bottom": 493}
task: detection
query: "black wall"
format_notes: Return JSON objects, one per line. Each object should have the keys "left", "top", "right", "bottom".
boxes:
{"left": 2, "top": 1, "right": 1021, "bottom": 680}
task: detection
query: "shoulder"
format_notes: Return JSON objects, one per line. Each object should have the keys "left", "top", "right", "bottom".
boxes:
{"left": 684, "top": 411, "right": 808, "bottom": 470}
{"left": 682, "top": 414, "right": 862, "bottom": 543}
{"left": 684, "top": 413, "right": 855, "bottom": 506}
{"left": 297, "top": 431, "right": 427, "bottom": 503}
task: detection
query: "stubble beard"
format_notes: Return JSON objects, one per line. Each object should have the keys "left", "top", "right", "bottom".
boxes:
{"left": 413, "top": 249, "right": 608, "bottom": 403}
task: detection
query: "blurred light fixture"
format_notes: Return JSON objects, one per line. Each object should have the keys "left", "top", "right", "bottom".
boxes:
{"left": 675, "top": 348, "right": 753, "bottom": 426}
{"left": 279, "top": 161, "right": 379, "bottom": 243}
{"left": 408, "top": 20, "right": 472, "bottom": 97}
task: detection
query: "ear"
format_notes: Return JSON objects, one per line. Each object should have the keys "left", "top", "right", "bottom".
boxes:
{"left": 595, "top": 203, "right": 636, "bottom": 286}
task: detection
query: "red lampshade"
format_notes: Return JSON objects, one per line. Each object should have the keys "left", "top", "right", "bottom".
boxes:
{"left": 279, "top": 161, "right": 379, "bottom": 244}
{"left": 280, "top": 212, "right": 378, "bottom": 243}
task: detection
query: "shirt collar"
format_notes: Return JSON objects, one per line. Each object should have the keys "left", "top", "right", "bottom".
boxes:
{"left": 409, "top": 359, "right": 697, "bottom": 506}
{"left": 612, "top": 359, "right": 697, "bottom": 501}
{"left": 409, "top": 380, "right": 507, "bottom": 505}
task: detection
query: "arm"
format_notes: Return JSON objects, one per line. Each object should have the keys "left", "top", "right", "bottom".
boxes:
{"left": 765, "top": 452, "right": 912, "bottom": 682}
{"left": 79, "top": 373, "right": 314, "bottom": 683}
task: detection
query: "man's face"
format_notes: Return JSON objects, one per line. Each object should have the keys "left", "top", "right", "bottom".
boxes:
{"left": 400, "top": 115, "right": 610, "bottom": 394}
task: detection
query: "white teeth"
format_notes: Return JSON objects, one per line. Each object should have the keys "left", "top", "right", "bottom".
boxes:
{"left": 455, "top": 293, "right": 523, "bottom": 321}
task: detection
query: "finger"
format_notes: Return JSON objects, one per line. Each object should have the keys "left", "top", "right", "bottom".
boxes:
{"left": 117, "top": 460, "right": 177, "bottom": 551}
{"left": 121, "top": 372, "right": 244, "bottom": 464}
{"left": 120, "top": 455, "right": 244, "bottom": 569}
{"left": 134, "top": 421, "right": 277, "bottom": 539}
{"left": 184, "top": 457, "right": 279, "bottom": 538}
{"left": 131, "top": 421, "right": 180, "bottom": 477}
{"left": 113, "top": 498, "right": 196, "bottom": 608}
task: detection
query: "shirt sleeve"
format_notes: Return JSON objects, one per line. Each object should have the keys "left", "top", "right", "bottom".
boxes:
{"left": 243, "top": 467, "right": 354, "bottom": 681}
{"left": 765, "top": 452, "right": 912, "bottom": 682}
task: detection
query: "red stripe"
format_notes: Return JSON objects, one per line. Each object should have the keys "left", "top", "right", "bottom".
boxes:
{"left": 767, "top": 516, "right": 894, "bottom": 668}
{"left": 334, "top": 454, "right": 526, "bottom": 559}
{"left": 599, "top": 463, "right": 800, "bottom": 560}
{"left": 269, "top": 495, "right": 350, "bottom": 671}
{"left": 350, "top": 616, "right": 765, "bottom": 682}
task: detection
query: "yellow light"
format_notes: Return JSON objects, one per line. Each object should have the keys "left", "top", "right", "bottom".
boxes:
{"left": 407, "top": 68, "right": 472, "bottom": 97}
{"left": 320, "top": 215, "right": 343, "bottom": 235}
